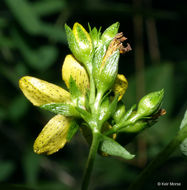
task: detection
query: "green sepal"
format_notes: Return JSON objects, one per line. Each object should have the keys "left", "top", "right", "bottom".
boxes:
{"left": 65, "top": 24, "right": 79, "bottom": 58}
{"left": 65, "top": 23, "right": 93, "bottom": 71}
{"left": 100, "top": 135, "right": 135, "bottom": 160}
{"left": 93, "top": 43, "right": 107, "bottom": 82}
{"left": 66, "top": 120, "right": 79, "bottom": 142}
{"left": 101, "top": 22, "right": 120, "bottom": 44}
{"left": 76, "top": 107, "right": 92, "bottom": 124}
{"left": 69, "top": 76, "right": 81, "bottom": 100}
{"left": 97, "top": 50, "right": 120, "bottom": 94}
{"left": 180, "top": 109, "right": 187, "bottom": 156}
{"left": 88, "top": 25, "right": 101, "bottom": 49}
{"left": 40, "top": 103, "right": 79, "bottom": 117}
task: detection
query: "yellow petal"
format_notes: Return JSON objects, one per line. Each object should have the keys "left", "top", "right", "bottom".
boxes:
{"left": 62, "top": 54, "right": 89, "bottom": 94}
{"left": 113, "top": 74, "right": 128, "bottom": 101}
{"left": 19, "top": 76, "right": 70, "bottom": 106}
{"left": 33, "top": 115, "right": 71, "bottom": 155}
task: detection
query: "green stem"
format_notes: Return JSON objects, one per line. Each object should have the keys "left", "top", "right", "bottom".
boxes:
{"left": 94, "top": 91, "right": 103, "bottom": 112}
{"left": 128, "top": 125, "right": 187, "bottom": 190}
{"left": 89, "top": 75, "right": 95, "bottom": 107}
{"left": 81, "top": 131, "right": 100, "bottom": 190}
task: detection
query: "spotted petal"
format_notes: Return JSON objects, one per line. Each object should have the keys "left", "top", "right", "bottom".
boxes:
{"left": 113, "top": 74, "right": 128, "bottom": 101}
{"left": 19, "top": 76, "right": 70, "bottom": 106}
{"left": 62, "top": 54, "right": 89, "bottom": 94}
{"left": 33, "top": 115, "right": 71, "bottom": 155}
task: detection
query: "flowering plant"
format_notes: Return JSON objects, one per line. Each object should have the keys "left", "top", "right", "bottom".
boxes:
{"left": 19, "top": 22, "right": 166, "bottom": 190}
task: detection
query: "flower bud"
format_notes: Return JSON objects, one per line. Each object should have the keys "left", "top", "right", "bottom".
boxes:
{"left": 99, "top": 96, "right": 118, "bottom": 124}
{"left": 137, "top": 89, "right": 164, "bottom": 118}
{"left": 113, "top": 102, "right": 126, "bottom": 123}
{"left": 119, "top": 120, "right": 148, "bottom": 133}
{"left": 93, "top": 32, "right": 129, "bottom": 95}
{"left": 96, "top": 50, "right": 120, "bottom": 94}
{"left": 65, "top": 23, "right": 93, "bottom": 70}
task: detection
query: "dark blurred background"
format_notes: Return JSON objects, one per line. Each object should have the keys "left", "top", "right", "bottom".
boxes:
{"left": 0, "top": 0, "right": 187, "bottom": 190}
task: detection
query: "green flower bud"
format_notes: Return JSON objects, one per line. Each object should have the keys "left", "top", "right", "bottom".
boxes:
{"left": 119, "top": 120, "right": 148, "bottom": 133}
{"left": 93, "top": 31, "right": 128, "bottom": 95}
{"left": 118, "top": 112, "right": 157, "bottom": 133}
{"left": 137, "top": 89, "right": 164, "bottom": 118}
{"left": 101, "top": 22, "right": 120, "bottom": 44}
{"left": 113, "top": 102, "right": 126, "bottom": 123}
{"left": 99, "top": 96, "right": 118, "bottom": 124}
{"left": 99, "top": 97, "right": 110, "bottom": 121}
{"left": 96, "top": 50, "right": 120, "bottom": 94}
{"left": 65, "top": 23, "right": 93, "bottom": 71}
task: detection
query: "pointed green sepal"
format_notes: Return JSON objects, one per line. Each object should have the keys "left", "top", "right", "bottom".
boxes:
{"left": 66, "top": 120, "right": 79, "bottom": 142}
{"left": 101, "top": 22, "right": 120, "bottom": 43}
{"left": 69, "top": 76, "right": 86, "bottom": 109}
{"left": 88, "top": 25, "right": 101, "bottom": 48}
{"left": 65, "top": 23, "right": 93, "bottom": 71}
{"left": 76, "top": 107, "right": 92, "bottom": 124}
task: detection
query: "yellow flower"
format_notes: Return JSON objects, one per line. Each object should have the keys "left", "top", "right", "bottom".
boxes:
{"left": 62, "top": 54, "right": 128, "bottom": 100}
{"left": 19, "top": 54, "right": 128, "bottom": 155}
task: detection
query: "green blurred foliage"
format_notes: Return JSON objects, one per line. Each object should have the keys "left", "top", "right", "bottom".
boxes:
{"left": 0, "top": 0, "right": 187, "bottom": 189}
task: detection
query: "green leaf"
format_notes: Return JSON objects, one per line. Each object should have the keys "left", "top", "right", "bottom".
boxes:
{"left": 22, "top": 151, "right": 40, "bottom": 185}
{"left": 66, "top": 121, "right": 79, "bottom": 142}
{"left": 0, "top": 161, "right": 15, "bottom": 181}
{"left": 8, "top": 95, "right": 29, "bottom": 121}
{"left": 6, "top": 0, "right": 42, "bottom": 34}
{"left": 11, "top": 29, "right": 58, "bottom": 70}
{"left": 180, "top": 109, "right": 187, "bottom": 156}
{"left": 100, "top": 135, "right": 135, "bottom": 160}
{"left": 41, "top": 103, "right": 79, "bottom": 117}
{"left": 32, "top": 0, "right": 66, "bottom": 16}
{"left": 39, "top": 24, "right": 66, "bottom": 42}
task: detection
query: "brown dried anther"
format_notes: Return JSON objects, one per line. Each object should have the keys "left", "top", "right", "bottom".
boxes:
{"left": 106, "top": 32, "right": 132, "bottom": 56}
{"left": 101, "top": 32, "right": 132, "bottom": 68}
{"left": 151, "top": 109, "right": 166, "bottom": 120}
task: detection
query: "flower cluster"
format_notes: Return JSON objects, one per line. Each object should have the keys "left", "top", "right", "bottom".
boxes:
{"left": 19, "top": 22, "right": 165, "bottom": 159}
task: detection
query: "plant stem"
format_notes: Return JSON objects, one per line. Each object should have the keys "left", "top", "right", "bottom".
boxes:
{"left": 81, "top": 131, "right": 100, "bottom": 190}
{"left": 94, "top": 91, "right": 103, "bottom": 112}
{"left": 128, "top": 125, "right": 187, "bottom": 190}
{"left": 89, "top": 75, "right": 95, "bottom": 106}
